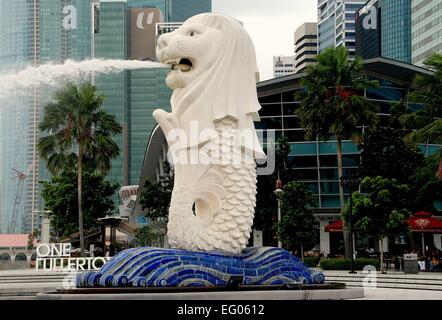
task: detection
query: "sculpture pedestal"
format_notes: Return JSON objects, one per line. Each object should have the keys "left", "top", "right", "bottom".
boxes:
{"left": 76, "top": 247, "right": 325, "bottom": 288}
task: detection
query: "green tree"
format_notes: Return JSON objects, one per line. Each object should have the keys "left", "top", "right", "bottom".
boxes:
{"left": 296, "top": 46, "right": 379, "bottom": 258}
{"left": 343, "top": 176, "right": 411, "bottom": 272}
{"left": 254, "top": 136, "right": 293, "bottom": 246}
{"left": 409, "top": 154, "right": 442, "bottom": 213}
{"left": 406, "top": 118, "right": 442, "bottom": 180}
{"left": 403, "top": 53, "right": 442, "bottom": 131}
{"left": 403, "top": 53, "right": 442, "bottom": 178}
{"left": 134, "top": 226, "right": 162, "bottom": 247}
{"left": 41, "top": 169, "right": 119, "bottom": 239}
{"left": 38, "top": 82, "right": 122, "bottom": 256}
{"left": 276, "top": 181, "right": 317, "bottom": 261}
{"left": 139, "top": 161, "right": 174, "bottom": 221}
{"left": 360, "top": 127, "right": 424, "bottom": 184}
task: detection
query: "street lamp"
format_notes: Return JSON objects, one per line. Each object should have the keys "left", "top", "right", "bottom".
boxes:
{"left": 33, "top": 210, "right": 53, "bottom": 244}
{"left": 340, "top": 168, "right": 359, "bottom": 274}
{"left": 274, "top": 177, "right": 283, "bottom": 249}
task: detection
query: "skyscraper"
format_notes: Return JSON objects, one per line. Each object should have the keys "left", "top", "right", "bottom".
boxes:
{"left": 294, "top": 22, "right": 318, "bottom": 73}
{"left": 0, "top": 0, "right": 96, "bottom": 234}
{"left": 0, "top": 0, "right": 211, "bottom": 233}
{"left": 355, "top": 0, "right": 412, "bottom": 64}
{"left": 355, "top": 0, "right": 381, "bottom": 60}
{"left": 412, "top": 0, "right": 442, "bottom": 66}
{"left": 0, "top": 0, "right": 38, "bottom": 234}
{"left": 318, "top": 0, "right": 366, "bottom": 57}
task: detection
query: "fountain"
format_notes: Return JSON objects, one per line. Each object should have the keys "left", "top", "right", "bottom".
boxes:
{"left": 35, "top": 13, "right": 363, "bottom": 300}
{"left": 0, "top": 59, "right": 167, "bottom": 100}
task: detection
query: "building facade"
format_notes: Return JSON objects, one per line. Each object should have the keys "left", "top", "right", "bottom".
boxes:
{"left": 318, "top": 0, "right": 366, "bottom": 58}
{"left": 412, "top": 0, "right": 442, "bottom": 66}
{"left": 0, "top": 0, "right": 97, "bottom": 234}
{"left": 256, "top": 58, "right": 440, "bottom": 256}
{"left": 0, "top": 0, "right": 38, "bottom": 234}
{"left": 273, "top": 56, "right": 296, "bottom": 78}
{"left": 294, "top": 22, "right": 318, "bottom": 73}
{"left": 0, "top": 0, "right": 211, "bottom": 234}
{"left": 355, "top": 0, "right": 381, "bottom": 60}
{"left": 355, "top": 0, "right": 412, "bottom": 63}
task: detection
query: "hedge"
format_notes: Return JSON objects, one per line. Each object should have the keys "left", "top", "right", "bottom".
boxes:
{"left": 319, "top": 258, "right": 380, "bottom": 270}
{"left": 303, "top": 256, "right": 321, "bottom": 268}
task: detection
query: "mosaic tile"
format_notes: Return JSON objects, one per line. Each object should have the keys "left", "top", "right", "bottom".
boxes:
{"left": 76, "top": 247, "right": 325, "bottom": 288}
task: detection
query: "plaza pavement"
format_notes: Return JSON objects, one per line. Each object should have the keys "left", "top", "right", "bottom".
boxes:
{"left": 1, "top": 269, "right": 442, "bottom": 300}
{"left": 354, "top": 288, "right": 442, "bottom": 300}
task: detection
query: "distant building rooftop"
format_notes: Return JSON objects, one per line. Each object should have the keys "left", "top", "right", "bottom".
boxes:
{"left": 0, "top": 234, "right": 33, "bottom": 248}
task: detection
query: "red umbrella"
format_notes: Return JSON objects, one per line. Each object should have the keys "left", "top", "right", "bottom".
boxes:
{"left": 409, "top": 211, "right": 442, "bottom": 233}
{"left": 324, "top": 212, "right": 442, "bottom": 234}
{"left": 324, "top": 220, "right": 343, "bottom": 233}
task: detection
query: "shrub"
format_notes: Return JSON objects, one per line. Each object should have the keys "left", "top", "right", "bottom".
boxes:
{"left": 319, "top": 258, "right": 380, "bottom": 270}
{"left": 303, "top": 256, "right": 321, "bottom": 268}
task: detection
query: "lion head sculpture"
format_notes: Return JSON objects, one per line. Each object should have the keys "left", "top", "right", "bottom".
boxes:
{"left": 156, "top": 13, "right": 264, "bottom": 155}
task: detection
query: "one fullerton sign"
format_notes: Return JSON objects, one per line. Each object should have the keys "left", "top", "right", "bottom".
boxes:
{"left": 35, "top": 243, "right": 110, "bottom": 271}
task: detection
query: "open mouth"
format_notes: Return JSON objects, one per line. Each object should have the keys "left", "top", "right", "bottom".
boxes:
{"left": 165, "top": 58, "right": 193, "bottom": 73}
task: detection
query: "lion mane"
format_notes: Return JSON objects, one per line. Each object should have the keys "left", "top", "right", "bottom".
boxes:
{"left": 170, "top": 13, "right": 265, "bottom": 157}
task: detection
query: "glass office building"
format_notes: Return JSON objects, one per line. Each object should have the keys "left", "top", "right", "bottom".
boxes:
{"left": 355, "top": 0, "right": 412, "bottom": 63}
{"left": 355, "top": 1, "right": 381, "bottom": 60}
{"left": 0, "top": 0, "right": 211, "bottom": 232}
{"left": 0, "top": 0, "right": 95, "bottom": 234}
{"left": 256, "top": 58, "right": 441, "bottom": 256}
{"left": 412, "top": 0, "right": 442, "bottom": 66}
{"left": 128, "top": 0, "right": 211, "bottom": 22}
{"left": 380, "top": 0, "right": 411, "bottom": 63}
{"left": 40, "top": 0, "right": 93, "bottom": 63}
{"left": 318, "top": 0, "right": 366, "bottom": 58}
{"left": 0, "top": 0, "right": 36, "bottom": 234}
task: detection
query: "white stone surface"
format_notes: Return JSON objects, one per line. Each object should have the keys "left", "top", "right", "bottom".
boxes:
{"left": 154, "top": 13, "right": 265, "bottom": 254}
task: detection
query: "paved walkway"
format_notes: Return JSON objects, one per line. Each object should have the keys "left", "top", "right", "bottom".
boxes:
{"left": 2, "top": 269, "right": 442, "bottom": 300}
{"left": 354, "top": 288, "right": 442, "bottom": 300}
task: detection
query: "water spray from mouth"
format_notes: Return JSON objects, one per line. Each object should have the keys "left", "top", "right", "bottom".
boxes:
{"left": 0, "top": 59, "right": 168, "bottom": 99}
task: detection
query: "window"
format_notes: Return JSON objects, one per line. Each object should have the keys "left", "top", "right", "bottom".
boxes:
{"left": 260, "top": 117, "right": 282, "bottom": 130}
{"left": 283, "top": 116, "right": 299, "bottom": 129}
{"left": 290, "top": 156, "right": 317, "bottom": 168}
{"left": 320, "top": 155, "right": 338, "bottom": 167}
{"left": 293, "top": 168, "right": 318, "bottom": 181}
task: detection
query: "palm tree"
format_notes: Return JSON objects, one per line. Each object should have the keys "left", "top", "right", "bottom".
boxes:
{"left": 406, "top": 119, "right": 442, "bottom": 180}
{"left": 404, "top": 53, "right": 442, "bottom": 179}
{"left": 38, "top": 82, "right": 122, "bottom": 256}
{"left": 296, "top": 47, "right": 379, "bottom": 258}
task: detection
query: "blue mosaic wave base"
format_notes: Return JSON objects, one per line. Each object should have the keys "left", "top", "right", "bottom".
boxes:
{"left": 76, "top": 247, "right": 325, "bottom": 288}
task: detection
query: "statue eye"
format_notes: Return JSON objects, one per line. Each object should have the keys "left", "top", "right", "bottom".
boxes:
{"left": 189, "top": 30, "right": 200, "bottom": 37}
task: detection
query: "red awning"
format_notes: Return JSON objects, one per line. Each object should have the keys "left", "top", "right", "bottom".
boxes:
{"left": 324, "top": 211, "right": 442, "bottom": 234}
{"left": 324, "top": 220, "right": 343, "bottom": 233}
{"left": 409, "top": 211, "right": 442, "bottom": 233}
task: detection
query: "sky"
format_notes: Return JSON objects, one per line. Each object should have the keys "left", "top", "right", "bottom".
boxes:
{"left": 212, "top": 0, "right": 318, "bottom": 81}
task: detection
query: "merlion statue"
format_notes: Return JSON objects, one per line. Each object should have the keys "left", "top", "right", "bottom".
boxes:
{"left": 76, "top": 13, "right": 326, "bottom": 289}
{"left": 154, "top": 13, "right": 266, "bottom": 254}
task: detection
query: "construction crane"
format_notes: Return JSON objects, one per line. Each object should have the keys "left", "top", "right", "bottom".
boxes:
{"left": 9, "top": 162, "right": 34, "bottom": 233}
